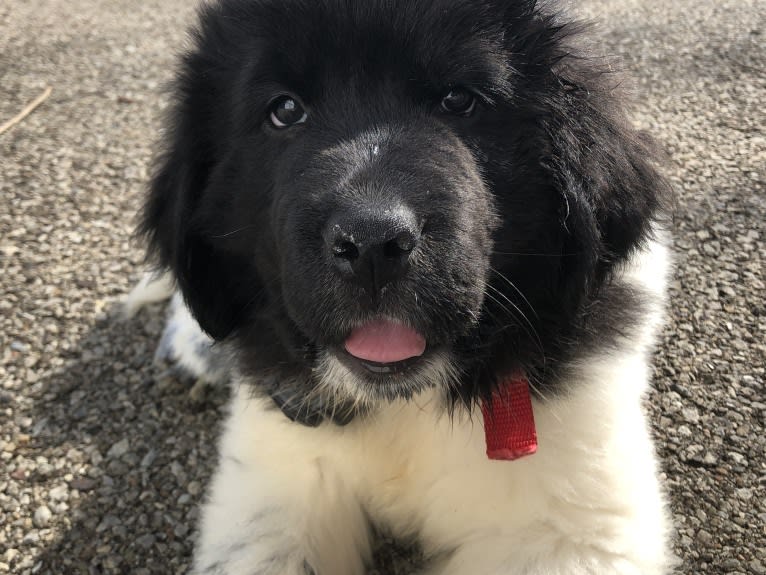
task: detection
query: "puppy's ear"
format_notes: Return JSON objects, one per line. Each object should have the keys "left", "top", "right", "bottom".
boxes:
{"left": 546, "top": 69, "right": 669, "bottom": 279}
{"left": 139, "top": 69, "right": 252, "bottom": 340}
{"left": 507, "top": 9, "right": 669, "bottom": 279}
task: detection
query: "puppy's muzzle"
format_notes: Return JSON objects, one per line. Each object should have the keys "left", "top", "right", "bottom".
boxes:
{"left": 326, "top": 204, "right": 420, "bottom": 296}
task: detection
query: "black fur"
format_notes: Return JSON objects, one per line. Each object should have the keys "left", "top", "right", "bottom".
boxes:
{"left": 141, "top": 0, "right": 668, "bottom": 418}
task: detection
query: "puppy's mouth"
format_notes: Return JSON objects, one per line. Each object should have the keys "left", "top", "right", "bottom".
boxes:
{"left": 342, "top": 318, "right": 427, "bottom": 375}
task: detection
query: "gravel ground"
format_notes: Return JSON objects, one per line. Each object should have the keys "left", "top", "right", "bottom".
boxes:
{"left": 1, "top": 0, "right": 763, "bottom": 573}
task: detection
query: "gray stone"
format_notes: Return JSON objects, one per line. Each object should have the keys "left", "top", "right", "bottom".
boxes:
{"left": 136, "top": 534, "right": 156, "bottom": 549}
{"left": 32, "top": 506, "right": 51, "bottom": 527}
{"left": 107, "top": 438, "right": 130, "bottom": 459}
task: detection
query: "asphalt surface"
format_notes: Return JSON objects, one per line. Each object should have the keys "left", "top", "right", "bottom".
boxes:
{"left": 1, "top": 0, "right": 764, "bottom": 573}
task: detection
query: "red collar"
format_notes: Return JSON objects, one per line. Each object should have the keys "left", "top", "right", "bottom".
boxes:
{"left": 481, "top": 374, "right": 538, "bottom": 461}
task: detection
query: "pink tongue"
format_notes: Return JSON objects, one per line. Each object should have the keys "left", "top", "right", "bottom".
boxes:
{"left": 345, "top": 319, "right": 426, "bottom": 363}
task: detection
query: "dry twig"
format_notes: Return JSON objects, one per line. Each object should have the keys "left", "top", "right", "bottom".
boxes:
{"left": 0, "top": 86, "right": 52, "bottom": 136}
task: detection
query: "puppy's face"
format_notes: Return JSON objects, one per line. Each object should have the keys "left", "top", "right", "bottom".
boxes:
{"left": 275, "top": 118, "right": 495, "bottom": 396}
{"left": 143, "top": 0, "right": 662, "bottom": 414}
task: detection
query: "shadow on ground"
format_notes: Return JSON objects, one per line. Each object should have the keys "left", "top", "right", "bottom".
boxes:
{"left": 24, "top": 303, "right": 226, "bottom": 575}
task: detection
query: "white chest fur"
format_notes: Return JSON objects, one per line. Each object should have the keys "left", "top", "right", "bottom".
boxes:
{"left": 192, "top": 242, "right": 672, "bottom": 575}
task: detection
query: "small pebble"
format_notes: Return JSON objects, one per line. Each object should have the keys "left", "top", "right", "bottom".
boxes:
{"left": 187, "top": 481, "right": 201, "bottom": 496}
{"left": 48, "top": 485, "right": 68, "bottom": 502}
{"left": 70, "top": 477, "right": 97, "bottom": 491}
{"left": 136, "top": 534, "right": 156, "bottom": 549}
{"left": 107, "top": 438, "right": 130, "bottom": 459}
{"left": 32, "top": 506, "right": 51, "bottom": 527}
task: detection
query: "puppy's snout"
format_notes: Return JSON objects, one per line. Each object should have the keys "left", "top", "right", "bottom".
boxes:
{"left": 326, "top": 206, "right": 420, "bottom": 295}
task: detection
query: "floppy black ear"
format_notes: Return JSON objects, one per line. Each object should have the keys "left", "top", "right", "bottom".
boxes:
{"left": 534, "top": 32, "right": 668, "bottom": 284}
{"left": 548, "top": 75, "right": 667, "bottom": 277}
{"left": 506, "top": 6, "right": 668, "bottom": 278}
{"left": 139, "top": 51, "right": 257, "bottom": 341}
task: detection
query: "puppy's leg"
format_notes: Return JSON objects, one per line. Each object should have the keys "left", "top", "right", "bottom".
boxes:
{"left": 192, "top": 387, "right": 371, "bottom": 575}
{"left": 121, "top": 270, "right": 174, "bottom": 318}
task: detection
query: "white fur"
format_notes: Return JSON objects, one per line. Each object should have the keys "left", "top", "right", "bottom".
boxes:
{"left": 154, "top": 292, "right": 228, "bottom": 384}
{"left": 192, "top": 240, "right": 673, "bottom": 575}
{"left": 123, "top": 272, "right": 228, "bottom": 384}
{"left": 122, "top": 271, "right": 175, "bottom": 318}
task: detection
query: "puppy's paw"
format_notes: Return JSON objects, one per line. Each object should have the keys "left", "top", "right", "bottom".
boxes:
{"left": 193, "top": 553, "right": 313, "bottom": 575}
{"left": 154, "top": 292, "right": 230, "bottom": 386}
{"left": 121, "top": 271, "right": 174, "bottom": 319}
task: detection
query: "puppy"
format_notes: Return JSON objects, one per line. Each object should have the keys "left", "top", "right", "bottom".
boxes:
{"left": 139, "top": 0, "right": 673, "bottom": 573}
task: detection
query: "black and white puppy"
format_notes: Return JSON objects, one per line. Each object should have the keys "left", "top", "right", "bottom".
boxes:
{"left": 137, "top": 0, "right": 673, "bottom": 573}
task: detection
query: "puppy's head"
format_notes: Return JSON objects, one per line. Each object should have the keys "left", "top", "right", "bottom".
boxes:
{"left": 142, "top": 0, "right": 665, "bottom": 417}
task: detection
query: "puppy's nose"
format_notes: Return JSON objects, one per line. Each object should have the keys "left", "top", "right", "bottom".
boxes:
{"left": 326, "top": 207, "right": 420, "bottom": 295}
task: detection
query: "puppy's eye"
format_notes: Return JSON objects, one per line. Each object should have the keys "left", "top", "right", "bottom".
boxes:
{"left": 440, "top": 88, "right": 476, "bottom": 116}
{"left": 269, "top": 96, "right": 307, "bottom": 128}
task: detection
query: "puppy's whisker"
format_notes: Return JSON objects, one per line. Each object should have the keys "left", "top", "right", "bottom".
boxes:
{"left": 483, "top": 283, "right": 537, "bottom": 341}
{"left": 524, "top": 372, "right": 551, "bottom": 406}
{"left": 209, "top": 224, "right": 260, "bottom": 239}
{"left": 482, "top": 289, "right": 548, "bottom": 379}
{"left": 483, "top": 286, "right": 546, "bottom": 363}
{"left": 491, "top": 250, "right": 582, "bottom": 257}
{"left": 489, "top": 267, "right": 539, "bottom": 320}
{"left": 525, "top": 372, "right": 562, "bottom": 424}
{"left": 235, "top": 274, "right": 283, "bottom": 317}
